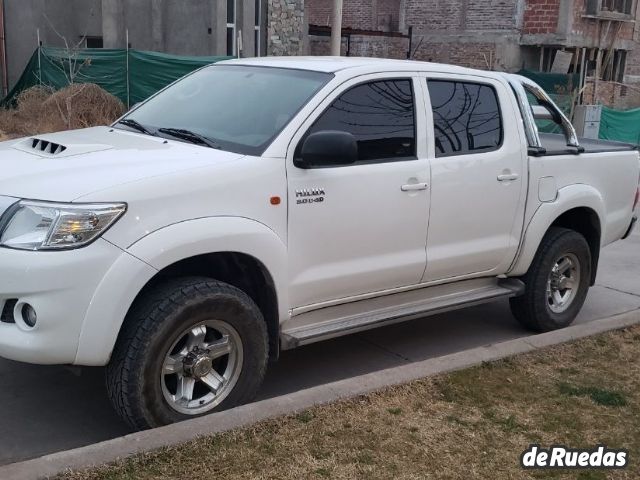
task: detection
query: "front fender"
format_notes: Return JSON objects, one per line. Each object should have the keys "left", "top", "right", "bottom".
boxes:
{"left": 75, "top": 217, "right": 288, "bottom": 366}
{"left": 507, "top": 184, "right": 605, "bottom": 277}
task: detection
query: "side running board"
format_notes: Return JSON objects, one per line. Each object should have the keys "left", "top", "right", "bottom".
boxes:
{"left": 281, "top": 278, "right": 524, "bottom": 350}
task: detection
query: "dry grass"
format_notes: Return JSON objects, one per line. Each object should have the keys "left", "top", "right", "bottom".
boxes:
{"left": 0, "top": 83, "right": 124, "bottom": 140}
{"left": 58, "top": 324, "right": 640, "bottom": 480}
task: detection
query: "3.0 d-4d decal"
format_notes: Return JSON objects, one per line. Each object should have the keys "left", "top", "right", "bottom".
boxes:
{"left": 296, "top": 187, "right": 325, "bottom": 205}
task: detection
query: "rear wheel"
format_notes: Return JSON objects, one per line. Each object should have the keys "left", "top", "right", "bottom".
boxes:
{"left": 106, "top": 277, "right": 268, "bottom": 430}
{"left": 510, "top": 227, "right": 591, "bottom": 332}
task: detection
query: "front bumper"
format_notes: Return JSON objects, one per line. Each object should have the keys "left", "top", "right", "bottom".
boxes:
{"left": 0, "top": 239, "right": 123, "bottom": 364}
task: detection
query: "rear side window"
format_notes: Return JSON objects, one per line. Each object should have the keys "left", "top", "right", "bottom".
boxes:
{"left": 428, "top": 80, "right": 503, "bottom": 157}
{"left": 304, "top": 79, "right": 416, "bottom": 163}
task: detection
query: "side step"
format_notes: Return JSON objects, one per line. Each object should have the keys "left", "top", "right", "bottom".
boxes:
{"left": 281, "top": 278, "right": 524, "bottom": 350}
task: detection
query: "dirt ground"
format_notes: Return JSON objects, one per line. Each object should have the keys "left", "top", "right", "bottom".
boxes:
{"left": 58, "top": 324, "right": 640, "bottom": 480}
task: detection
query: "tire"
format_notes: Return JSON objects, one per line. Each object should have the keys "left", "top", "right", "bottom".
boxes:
{"left": 509, "top": 227, "right": 591, "bottom": 332}
{"left": 106, "top": 277, "right": 269, "bottom": 431}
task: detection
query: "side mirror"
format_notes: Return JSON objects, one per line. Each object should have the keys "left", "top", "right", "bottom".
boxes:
{"left": 295, "top": 130, "right": 358, "bottom": 168}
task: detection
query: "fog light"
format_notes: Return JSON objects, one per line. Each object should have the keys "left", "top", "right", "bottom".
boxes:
{"left": 22, "top": 304, "right": 37, "bottom": 328}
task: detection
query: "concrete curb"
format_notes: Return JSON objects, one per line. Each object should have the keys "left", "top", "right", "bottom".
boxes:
{"left": 3, "top": 308, "right": 639, "bottom": 480}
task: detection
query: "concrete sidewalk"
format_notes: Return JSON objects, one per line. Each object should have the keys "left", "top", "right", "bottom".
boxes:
{"left": 1, "top": 308, "right": 639, "bottom": 480}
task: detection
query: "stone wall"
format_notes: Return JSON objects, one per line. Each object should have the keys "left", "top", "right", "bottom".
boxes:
{"left": 267, "top": 0, "right": 306, "bottom": 55}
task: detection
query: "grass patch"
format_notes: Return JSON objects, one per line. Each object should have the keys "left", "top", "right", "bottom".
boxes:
{"left": 59, "top": 325, "right": 640, "bottom": 480}
{"left": 558, "top": 382, "right": 628, "bottom": 407}
{"left": 295, "top": 411, "right": 315, "bottom": 423}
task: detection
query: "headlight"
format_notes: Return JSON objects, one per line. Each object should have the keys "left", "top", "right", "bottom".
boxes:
{"left": 0, "top": 201, "right": 126, "bottom": 251}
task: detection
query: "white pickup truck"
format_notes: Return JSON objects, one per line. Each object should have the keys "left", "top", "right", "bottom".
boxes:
{"left": 0, "top": 57, "right": 638, "bottom": 430}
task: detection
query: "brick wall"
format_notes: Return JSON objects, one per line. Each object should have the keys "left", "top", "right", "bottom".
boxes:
{"left": 412, "top": 42, "right": 498, "bottom": 70}
{"left": 583, "top": 80, "right": 640, "bottom": 109}
{"left": 310, "top": 34, "right": 409, "bottom": 58}
{"left": 308, "top": 0, "right": 518, "bottom": 32}
{"left": 307, "top": 0, "right": 520, "bottom": 70}
{"left": 404, "top": 0, "right": 462, "bottom": 31}
{"left": 571, "top": 0, "right": 635, "bottom": 41}
{"left": 308, "top": 0, "right": 374, "bottom": 30}
{"left": 309, "top": 34, "right": 503, "bottom": 71}
{"left": 464, "top": 0, "right": 520, "bottom": 31}
{"left": 308, "top": 0, "right": 402, "bottom": 31}
{"left": 523, "top": 0, "right": 560, "bottom": 34}
{"left": 404, "top": 0, "right": 519, "bottom": 32}
{"left": 626, "top": 40, "right": 640, "bottom": 79}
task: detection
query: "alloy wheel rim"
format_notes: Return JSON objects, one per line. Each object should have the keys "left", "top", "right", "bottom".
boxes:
{"left": 161, "top": 320, "right": 243, "bottom": 415}
{"left": 546, "top": 252, "right": 581, "bottom": 314}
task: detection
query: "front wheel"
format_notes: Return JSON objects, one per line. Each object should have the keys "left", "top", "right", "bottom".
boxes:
{"left": 510, "top": 227, "right": 591, "bottom": 332}
{"left": 106, "top": 277, "right": 269, "bottom": 430}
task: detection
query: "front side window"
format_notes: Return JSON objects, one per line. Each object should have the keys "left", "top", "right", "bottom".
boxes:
{"left": 428, "top": 80, "right": 503, "bottom": 157}
{"left": 121, "top": 66, "right": 332, "bottom": 156}
{"left": 304, "top": 79, "right": 416, "bottom": 163}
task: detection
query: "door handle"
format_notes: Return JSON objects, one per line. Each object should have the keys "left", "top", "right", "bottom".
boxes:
{"left": 401, "top": 182, "right": 429, "bottom": 192}
{"left": 497, "top": 173, "right": 520, "bottom": 182}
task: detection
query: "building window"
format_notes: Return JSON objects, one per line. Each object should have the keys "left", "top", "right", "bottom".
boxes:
{"left": 227, "top": 0, "right": 237, "bottom": 56}
{"left": 601, "top": 0, "right": 634, "bottom": 14}
{"left": 602, "top": 49, "right": 627, "bottom": 82}
{"left": 587, "top": 0, "right": 634, "bottom": 15}
{"left": 254, "top": 0, "right": 261, "bottom": 56}
{"left": 84, "top": 36, "right": 104, "bottom": 48}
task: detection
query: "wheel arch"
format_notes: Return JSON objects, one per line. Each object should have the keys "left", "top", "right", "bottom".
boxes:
{"left": 127, "top": 251, "right": 281, "bottom": 361}
{"left": 508, "top": 184, "right": 605, "bottom": 283}
{"left": 75, "top": 217, "right": 288, "bottom": 366}
{"left": 550, "top": 207, "right": 601, "bottom": 285}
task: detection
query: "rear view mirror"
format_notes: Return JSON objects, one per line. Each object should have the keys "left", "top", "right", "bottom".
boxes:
{"left": 295, "top": 131, "right": 358, "bottom": 168}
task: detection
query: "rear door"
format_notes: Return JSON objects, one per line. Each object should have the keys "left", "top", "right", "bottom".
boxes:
{"left": 421, "top": 73, "right": 527, "bottom": 282}
{"left": 286, "top": 74, "right": 431, "bottom": 310}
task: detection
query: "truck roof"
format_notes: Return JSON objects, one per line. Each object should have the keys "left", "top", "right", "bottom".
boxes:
{"left": 221, "top": 56, "right": 502, "bottom": 78}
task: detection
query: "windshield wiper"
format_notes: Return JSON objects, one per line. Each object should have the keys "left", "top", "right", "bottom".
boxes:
{"left": 116, "top": 118, "right": 158, "bottom": 137}
{"left": 158, "top": 128, "right": 221, "bottom": 149}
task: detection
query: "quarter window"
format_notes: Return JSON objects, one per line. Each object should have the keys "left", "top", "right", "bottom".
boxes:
{"left": 428, "top": 80, "right": 503, "bottom": 157}
{"left": 305, "top": 79, "right": 416, "bottom": 163}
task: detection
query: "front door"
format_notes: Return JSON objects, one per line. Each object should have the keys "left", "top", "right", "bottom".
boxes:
{"left": 287, "top": 75, "right": 430, "bottom": 310}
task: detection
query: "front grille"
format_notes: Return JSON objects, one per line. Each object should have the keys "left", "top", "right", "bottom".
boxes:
{"left": 0, "top": 299, "right": 17, "bottom": 323}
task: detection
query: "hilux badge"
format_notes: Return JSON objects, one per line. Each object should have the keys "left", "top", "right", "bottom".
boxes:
{"left": 296, "top": 187, "right": 325, "bottom": 205}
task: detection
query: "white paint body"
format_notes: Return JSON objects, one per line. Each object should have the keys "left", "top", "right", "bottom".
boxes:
{"left": 0, "top": 57, "right": 638, "bottom": 366}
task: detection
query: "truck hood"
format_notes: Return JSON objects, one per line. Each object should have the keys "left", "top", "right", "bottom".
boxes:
{"left": 0, "top": 126, "right": 244, "bottom": 201}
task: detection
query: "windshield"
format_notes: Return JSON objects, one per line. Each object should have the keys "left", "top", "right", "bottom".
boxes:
{"left": 119, "top": 65, "right": 333, "bottom": 155}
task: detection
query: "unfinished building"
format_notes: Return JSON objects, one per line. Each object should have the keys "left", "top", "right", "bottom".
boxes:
{"left": 307, "top": 0, "right": 640, "bottom": 108}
